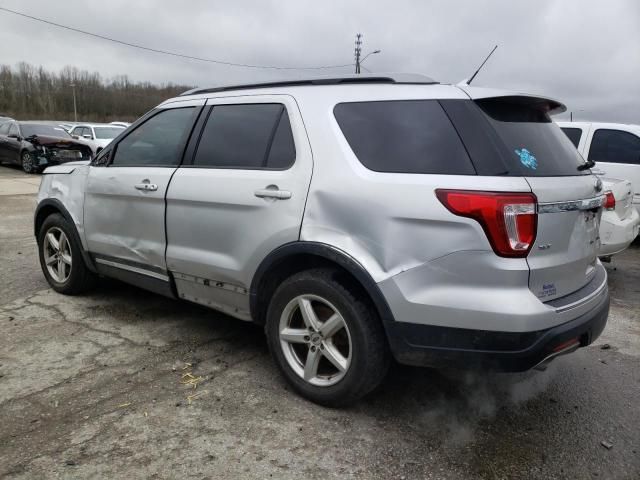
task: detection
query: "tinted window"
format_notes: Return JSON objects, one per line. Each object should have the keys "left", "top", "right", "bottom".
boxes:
{"left": 561, "top": 127, "right": 583, "bottom": 148}
{"left": 333, "top": 100, "right": 475, "bottom": 174}
{"left": 193, "top": 104, "right": 294, "bottom": 169}
{"left": 20, "top": 124, "right": 70, "bottom": 138}
{"left": 111, "top": 107, "right": 196, "bottom": 167}
{"left": 588, "top": 129, "right": 640, "bottom": 165}
{"left": 94, "top": 126, "right": 125, "bottom": 139}
{"left": 475, "top": 98, "right": 588, "bottom": 176}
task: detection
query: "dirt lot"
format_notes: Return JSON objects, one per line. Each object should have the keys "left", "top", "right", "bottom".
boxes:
{"left": 1, "top": 165, "right": 639, "bottom": 479}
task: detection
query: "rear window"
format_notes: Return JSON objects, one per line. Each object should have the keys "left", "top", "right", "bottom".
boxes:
{"left": 560, "top": 127, "right": 583, "bottom": 148}
{"left": 474, "top": 98, "right": 588, "bottom": 176}
{"left": 333, "top": 100, "right": 475, "bottom": 175}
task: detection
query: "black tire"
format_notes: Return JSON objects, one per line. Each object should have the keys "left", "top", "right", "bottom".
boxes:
{"left": 37, "top": 213, "right": 97, "bottom": 294}
{"left": 266, "top": 268, "right": 391, "bottom": 407}
{"left": 21, "top": 151, "right": 36, "bottom": 174}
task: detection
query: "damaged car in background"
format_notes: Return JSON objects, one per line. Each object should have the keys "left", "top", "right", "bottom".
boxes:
{"left": 0, "top": 120, "right": 92, "bottom": 173}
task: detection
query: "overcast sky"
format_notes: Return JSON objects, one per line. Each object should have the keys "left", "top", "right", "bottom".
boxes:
{"left": 1, "top": 0, "right": 638, "bottom": 123}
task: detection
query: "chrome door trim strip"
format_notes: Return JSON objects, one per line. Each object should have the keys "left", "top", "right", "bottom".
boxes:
{"left": 95, "top": 258, "right": 169, "bottom": 282}
{"left": 537, "top": 195, "right": 605, "bottom": 214}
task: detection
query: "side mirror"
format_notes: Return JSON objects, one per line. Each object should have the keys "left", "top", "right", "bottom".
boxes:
{"left": 83, "top": 134, "right": 93, "bottom": 140}
{"left": 7, "top": 133, "right": 20, "bottom": 140}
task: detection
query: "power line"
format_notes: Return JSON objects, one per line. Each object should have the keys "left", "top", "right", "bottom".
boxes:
{"left": 0, "top": 6, "right": 353, "bottom": 71}
{"left": 354, "top": 33, "right": 362, "bottom": 74}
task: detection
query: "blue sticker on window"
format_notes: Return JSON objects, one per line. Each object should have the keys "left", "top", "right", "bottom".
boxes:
{"left": 515, "top": 148, "right": 537, "bottom": 170}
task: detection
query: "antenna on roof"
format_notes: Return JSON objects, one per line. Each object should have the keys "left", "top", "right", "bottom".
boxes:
{"left": 465, "top": 45, "right": 498, "bottom": 85}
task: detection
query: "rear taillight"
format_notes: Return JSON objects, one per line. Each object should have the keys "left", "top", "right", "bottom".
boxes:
{"left": 436, "top": 190, "right": 538, "bottom": 258}
{"left": 604, "top": 191, "right": 615, "bottom": 210}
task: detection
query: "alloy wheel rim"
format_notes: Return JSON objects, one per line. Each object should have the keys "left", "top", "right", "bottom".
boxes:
{"left": 279, "top": 294, "right": 352, "bottom": 387}
{"left": 22, "top": 152, "right": 33, "bottom": 173}
{"left": 43, "top": 227, "right": 72, "bottom": 283}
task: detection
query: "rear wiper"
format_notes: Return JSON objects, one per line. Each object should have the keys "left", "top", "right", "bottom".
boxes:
{"left": 577, "top": 159, "right": 596, "bottom": 171}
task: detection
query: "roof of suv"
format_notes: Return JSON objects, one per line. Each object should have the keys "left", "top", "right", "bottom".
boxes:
{"left": 163, "top": 72, "right": 566, "bottom": 115}
{"left": 179, "top": 73, "right": 439, "bottom": 96}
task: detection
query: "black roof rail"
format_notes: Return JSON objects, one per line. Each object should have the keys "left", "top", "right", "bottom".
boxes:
{"left": 179, "top": 73, "right": 438, "bottom": 96}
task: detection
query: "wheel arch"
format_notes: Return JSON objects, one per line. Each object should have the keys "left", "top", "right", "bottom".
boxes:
{"left": 34, "top": 199, "right": 97, "bottom": 272}
{"left": 249, "top": 242, "right": 397, "bottom": 332}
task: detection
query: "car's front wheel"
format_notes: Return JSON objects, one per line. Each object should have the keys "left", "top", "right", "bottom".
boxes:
{"left": 266, "top": 268, "right": 390, "bottom": 407}
{"left": 37, "top": 213, "right": 96, "bottom": 294}
{"left": 21, "top": 151, "right": 36, "bottom": 174}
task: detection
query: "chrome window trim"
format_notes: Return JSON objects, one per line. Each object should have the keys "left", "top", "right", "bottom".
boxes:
{"left": 537, "top": 195, "right": 605, "bottom": 214}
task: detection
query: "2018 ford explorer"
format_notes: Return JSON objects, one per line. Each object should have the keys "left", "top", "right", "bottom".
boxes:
{"left": 35, "top": 74, "right": 609, "bottom": 406}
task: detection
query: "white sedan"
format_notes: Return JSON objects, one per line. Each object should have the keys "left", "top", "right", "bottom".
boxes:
{"left": 599, "top": 177, "right": 640, "bottom": 259}
{"left": 69, "top": 123, "right": 125, "bottom": 155}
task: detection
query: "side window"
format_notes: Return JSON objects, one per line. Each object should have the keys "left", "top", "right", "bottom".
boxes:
{"left": 0, "top": 123, "right": 10, "bottom": 135}
{"left": 560, "top": 127, "right": 582, "bottom": 148}
{"left": 193, "top": 103, "right": 295, "bottom": 169}
{"left": 334, "top": 100, "right": 475, "bottom": 174}
{"left": 588, "top": 129, "right": 640, "bottom": 165}
{"left": 8, "top": 123, "right": 19, "bottom": 137}
{"left": 111, "top": 107, "right": 196, "bottom": 167}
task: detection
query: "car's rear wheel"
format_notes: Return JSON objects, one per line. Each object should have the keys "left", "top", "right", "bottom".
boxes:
{"left": 21, "top": 151, "right": 36, "bottom": 174}
{"left": 266, "top": 268, "right": 390, "bottom": 407}
{"left": 37, "top": 213, "right": 97, "bottom": 294}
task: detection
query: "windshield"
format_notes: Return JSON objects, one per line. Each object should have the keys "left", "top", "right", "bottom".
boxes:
{"left": 475, "top": 98, "right": 589, "bottom": 176}
{"left": 21, "top": 124, "right": 71, "bottom": 138}
{"left": 94, "top": 126, "right": 125, "bottom": 139}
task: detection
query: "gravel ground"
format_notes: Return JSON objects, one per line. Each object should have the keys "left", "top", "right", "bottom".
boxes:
{"left": 0, "top": 165, "right": 638, "bottom": 479}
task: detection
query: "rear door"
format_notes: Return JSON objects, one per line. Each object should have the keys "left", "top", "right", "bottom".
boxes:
{"left": 0, "top": 122, "right": 10, "bottom": 161}
{"left": 83, "top": 101, "right": 203, "bottom": 278}
{"left": 586, "top": 128, "right": 640, "bottom": 212}
{"left": 464, "top": 97, "right": 604, "bottom": 301}
{"left": 165, "top": 95, "right": 313, "bottom": 319}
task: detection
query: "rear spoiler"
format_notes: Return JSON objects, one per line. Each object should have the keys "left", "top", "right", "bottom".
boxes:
{"left": 456, "top": 86, "right": 567, "bottom": 116}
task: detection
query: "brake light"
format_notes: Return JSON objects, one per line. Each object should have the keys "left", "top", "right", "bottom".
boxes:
{"left": 436, "top": 190, "right": 538, "bottom": 258}
{"left": 604, "top": 191, "right": 615, "bottom": 210}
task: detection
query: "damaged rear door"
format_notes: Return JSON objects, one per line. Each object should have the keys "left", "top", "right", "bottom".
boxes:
{"left": 83, "top": 101, "right": 204, "bottom": 281}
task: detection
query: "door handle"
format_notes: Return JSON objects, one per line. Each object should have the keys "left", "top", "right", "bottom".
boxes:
{"left": 134, "top": 182, "right": 158, "bottom": 192}
{"left": 255, "top": 187, "right": 292, "bottom": 200}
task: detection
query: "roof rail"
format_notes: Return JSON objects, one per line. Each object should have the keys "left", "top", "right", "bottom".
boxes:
{"left": 179, "top": 73, "right": 438, "bottom": 96}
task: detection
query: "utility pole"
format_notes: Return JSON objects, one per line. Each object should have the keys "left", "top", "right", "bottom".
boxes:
{"left": 70, "top": 83, "right": 77, "bottom": 122}
{"left": 354, "top": 33, "right": 362, "bottom": 74}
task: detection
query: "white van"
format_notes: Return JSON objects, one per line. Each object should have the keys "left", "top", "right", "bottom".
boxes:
{"left": 557, "top": 122, "right": 640, "bottom": 213}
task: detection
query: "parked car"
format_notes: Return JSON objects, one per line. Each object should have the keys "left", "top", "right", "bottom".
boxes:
{"left": 599, "top": 178, "right": 639, "bottom": 259}
{"left": 69, "top": 123, "right": 125, "bottom": 155}
{"left": 558, "top": 122, "right": 640, "bottom": 214}
{"left": 110, "top": 121, "right": 131, "bottom": 128}
{"left": 0, "top": 120, "right": 92, "bottom": 173}
{"left": 35, "top": 74, "right": 609, "bottom": 406}
{"left": 0, "top": 115, "right": 13, "bottom": 123}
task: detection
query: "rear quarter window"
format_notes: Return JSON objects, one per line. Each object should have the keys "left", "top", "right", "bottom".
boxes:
{"left": 333, "top": 100, "right": 476, "bottom": 175}
{"left": 560, "top": 127, "right": 583, "bottom": 148}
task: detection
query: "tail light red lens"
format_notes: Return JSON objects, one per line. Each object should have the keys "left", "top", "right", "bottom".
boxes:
{"left": 604, "top": 191, "right": 615, "bottom": 210}
{"left": 436, "top": 190, "right": 538, "bottom": 258}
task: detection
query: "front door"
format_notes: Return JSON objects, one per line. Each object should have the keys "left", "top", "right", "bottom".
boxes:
{"left": 165, "top": 96, "right": 313, "bottom": 319}
{"left": 83, "top": 101, "right": 204, "bottom": 279}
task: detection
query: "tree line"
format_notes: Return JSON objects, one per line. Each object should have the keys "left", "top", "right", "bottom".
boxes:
{"left": 0, "top": 62, "right": 193, "bottom": 122}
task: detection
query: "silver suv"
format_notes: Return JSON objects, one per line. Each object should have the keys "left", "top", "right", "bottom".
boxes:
{"left": 35, "top": 74, "right": 610, "bottom": 406}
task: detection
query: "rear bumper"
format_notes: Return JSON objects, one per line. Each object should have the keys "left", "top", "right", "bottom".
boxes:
{"left": 598, "top": 208, "right": 640, "bottom": 257}
{"left": 383, "top": 286, "right": 609, "bottom": 372}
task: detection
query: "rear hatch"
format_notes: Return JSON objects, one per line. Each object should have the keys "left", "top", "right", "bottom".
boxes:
{"left": 445, "top": 91, "right": 604, "bottom": 302}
